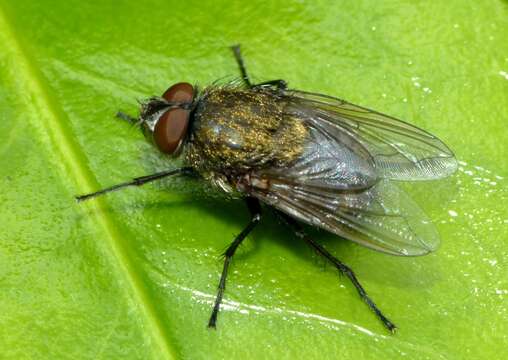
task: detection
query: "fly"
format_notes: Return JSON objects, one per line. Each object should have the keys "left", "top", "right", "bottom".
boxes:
{"left": 76, "top": 45, "right": 458, "bottom": 332}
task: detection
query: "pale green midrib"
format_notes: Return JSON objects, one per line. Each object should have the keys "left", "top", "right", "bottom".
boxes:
{"left": 0, "top": 8, "right": 177, "bottom": 360}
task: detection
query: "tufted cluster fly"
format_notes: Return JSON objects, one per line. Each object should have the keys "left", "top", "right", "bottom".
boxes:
{"left": 76, "top": 45, "right": 458, "bottom": 332}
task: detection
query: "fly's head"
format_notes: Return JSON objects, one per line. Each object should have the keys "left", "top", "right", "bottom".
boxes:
{"left": 139, "top": 82, "right": 196, "bottom": 156}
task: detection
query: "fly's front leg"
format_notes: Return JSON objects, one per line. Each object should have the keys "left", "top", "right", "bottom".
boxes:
{"left": 277, "top": 211, "right": 397, "bottom": 333}
{"left": 116, "top": 111, "right": 138, "bottom": 124}
{"left": 75, "top": 167, "right": 193, "bottom": 202}
{"left": 208, "top": 197, "right": 262, "bottom": 328}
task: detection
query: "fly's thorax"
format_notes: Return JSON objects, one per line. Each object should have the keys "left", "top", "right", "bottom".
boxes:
{"left": 185, "top": 87, "right": 308, "bottom": 174}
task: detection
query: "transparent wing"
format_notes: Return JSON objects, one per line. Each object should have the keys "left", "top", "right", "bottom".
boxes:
{"left": 260, "top": 116, "right": 379, "bottom": 190}
{"left": 251, "top": 176, "right": 439, "bottom": 256}
{"left": 284, "top": 90, "right": 458, "bottom": 180}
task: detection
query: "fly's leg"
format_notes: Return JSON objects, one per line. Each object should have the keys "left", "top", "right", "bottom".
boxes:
{"left": 252, "top": 79, "right": 288, "bottom": 90}
{"left": 75, "top": 167, "right": 193, "bottom": 202}
{"left": 230, "top": 45, "right": 287, "bottom": 90}
{"left": 208, "top": 197, "right": 262, "bottom": 328}
{"left": 231, "top": 44, "right": 252, "bottom": 87}
{"left": 277, "top": 211, "right": 397, "bottom": 333}
{"left": 116, "top": 111, "right": 138, "bottom": 124}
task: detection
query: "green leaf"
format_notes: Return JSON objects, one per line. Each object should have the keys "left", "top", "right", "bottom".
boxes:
{"left": 1, "top": 1, "right": 507, "bottom": 358}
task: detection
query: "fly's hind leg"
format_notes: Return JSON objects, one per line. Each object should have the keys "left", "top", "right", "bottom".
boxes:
{"left": 208, "top": 197, "right": 262, "bottom": 328}
{"left": 277, "top": 211, "right": 397, "bottom": 333}
{"left": 230, "top": 44, "right": 287, "bottom": 90}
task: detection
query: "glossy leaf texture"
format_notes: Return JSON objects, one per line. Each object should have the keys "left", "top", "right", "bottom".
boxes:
{"left": 1, "top": 1, "right": 508, "bottom": 359}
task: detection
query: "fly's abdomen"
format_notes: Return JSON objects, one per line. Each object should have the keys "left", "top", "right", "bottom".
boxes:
{"left": 186, "top": 88, "right": 308, "bottom": 172}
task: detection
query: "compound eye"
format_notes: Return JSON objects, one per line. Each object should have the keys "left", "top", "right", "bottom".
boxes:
{"left": 153, "top": 108, "right": 189, "bottom": 154}
{"left": 162, "top": 82, "right": 194, "bottom": 103}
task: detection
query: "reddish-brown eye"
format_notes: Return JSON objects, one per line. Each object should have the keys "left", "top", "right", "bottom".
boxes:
{"left": 162, "top": 82, "right": 194, "bottom": 103}
{"left": 153, "top": 108, "right": 190, "bottom": 154}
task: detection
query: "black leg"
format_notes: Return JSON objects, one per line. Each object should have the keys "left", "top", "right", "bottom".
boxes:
{"left": 116, "top": 111, "right": 138, "bottom": 124}
{"left": 277, "top": 211, "right": 397, "bottom": 333}
{"left": 231, "top": 44, "right": 288, "bottom": 91}
{"left": 75, "top": 167, "right": 193, "bottom": 202}
{"left": 231, "top": 44, "right": 252, "bottom": 88}
{"left": 208, "top": 197, "right": 262, "bottom": 328}
{"left": 252, "top": 79, "right": 288, "bottom": 90}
